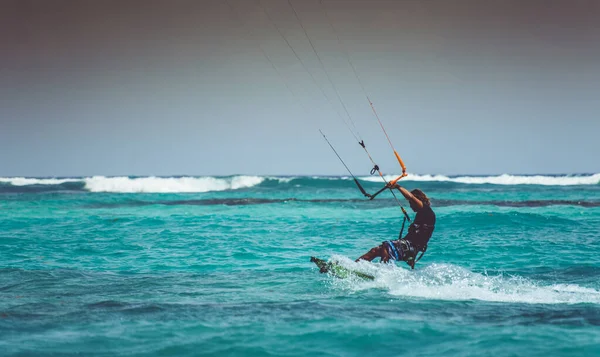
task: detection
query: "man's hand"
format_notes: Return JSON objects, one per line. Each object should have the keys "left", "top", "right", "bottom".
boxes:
{"left": 386, "top": 182, "right": 400, "bottom": 189}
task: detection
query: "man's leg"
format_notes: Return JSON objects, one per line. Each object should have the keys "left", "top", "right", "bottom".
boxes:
{"left": 356, "top": 244, "right": 389, "bottom": 262}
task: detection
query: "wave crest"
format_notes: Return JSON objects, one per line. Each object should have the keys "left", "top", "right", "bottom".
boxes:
{"left": 82, "top": 176, "right": 265, "bottom": 193}
{"left": 360, "top": 173, "right": 600, "bottom": 186}
{"left": 1, "top": 173, "right": 598, "bottom": 194}
{"left": 0, "top": 177, "right": 80, "bottom": 186}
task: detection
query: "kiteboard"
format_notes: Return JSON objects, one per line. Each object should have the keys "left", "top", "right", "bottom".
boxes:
{"left": 310, "top": 256, "right": 375, "bottom": 280}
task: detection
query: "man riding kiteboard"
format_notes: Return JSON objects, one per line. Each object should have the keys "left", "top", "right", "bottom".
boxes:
{"left": 356, "top": 183, "right": 435, "bottom": 269}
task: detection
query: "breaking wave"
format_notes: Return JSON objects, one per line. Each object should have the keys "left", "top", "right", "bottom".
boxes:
{"left": 82, "top": 176, "right": 265, "bottom": 193}
{"left": 360, "top": 173, "right": 600, "bottom": 186}
{"left": 0, "top": 173, "right": 598, "bottom": 193}
{"left": 0, "top": 176, "right": 267, "bottom": 193}
{"left": 0, "top": 177, "right": 81, "bottom": 186}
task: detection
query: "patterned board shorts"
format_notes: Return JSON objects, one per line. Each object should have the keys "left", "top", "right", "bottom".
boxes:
{"left": 383, "top": 239, "right": 416, "bottom": 262}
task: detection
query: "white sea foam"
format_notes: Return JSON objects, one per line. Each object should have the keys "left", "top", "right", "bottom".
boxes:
{"left": 274, "top": 177, "right": 296, "bottom": 183}
{"left": 359, "top": 173, "right": 600, "bottom": 186}
{"left": 0, "top": 177, "right": 80, "bottom": 186}
{"left": 82, "top": 176, "right": 265, "bottom": 193}
{"left": 330, "top": 256, "right": 600, "bottom": 305}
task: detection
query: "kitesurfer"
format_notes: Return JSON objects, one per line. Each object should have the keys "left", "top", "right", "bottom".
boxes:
{"left": 356, "top": 183, "right": 435, "bottom": 268}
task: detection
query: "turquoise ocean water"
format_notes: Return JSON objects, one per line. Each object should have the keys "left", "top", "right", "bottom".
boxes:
{"left": 1, "top": 174, "right": 600, "bottom": 356}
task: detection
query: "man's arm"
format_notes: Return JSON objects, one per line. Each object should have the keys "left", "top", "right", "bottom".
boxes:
{"left": 390, "top": 184, "right": 423, "bottom": 210}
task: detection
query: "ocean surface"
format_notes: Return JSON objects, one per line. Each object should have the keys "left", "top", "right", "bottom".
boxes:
{"left": 1, "top": 174, "right": 600, "bottom": 356}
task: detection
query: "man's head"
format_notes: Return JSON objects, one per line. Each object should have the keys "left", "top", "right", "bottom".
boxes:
{"left": 410, "top": 189, "right": 430, "bottom": 211}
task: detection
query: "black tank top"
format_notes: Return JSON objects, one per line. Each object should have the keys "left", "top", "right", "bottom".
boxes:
{"left": 405, "top": 204, "right": 435, "bottom": 250}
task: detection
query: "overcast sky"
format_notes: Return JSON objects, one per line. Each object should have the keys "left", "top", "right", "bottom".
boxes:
{"left": 1, "top": 0, "right": 599, "bottom": 177}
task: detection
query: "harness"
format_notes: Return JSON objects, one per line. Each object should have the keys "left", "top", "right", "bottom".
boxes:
{"left": 407, "top": 244, "right": 427, "bottom": 269}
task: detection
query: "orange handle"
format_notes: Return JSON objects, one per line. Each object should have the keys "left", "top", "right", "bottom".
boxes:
{"left": 394, "top": 151, "right": 407, "bottom": 174}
